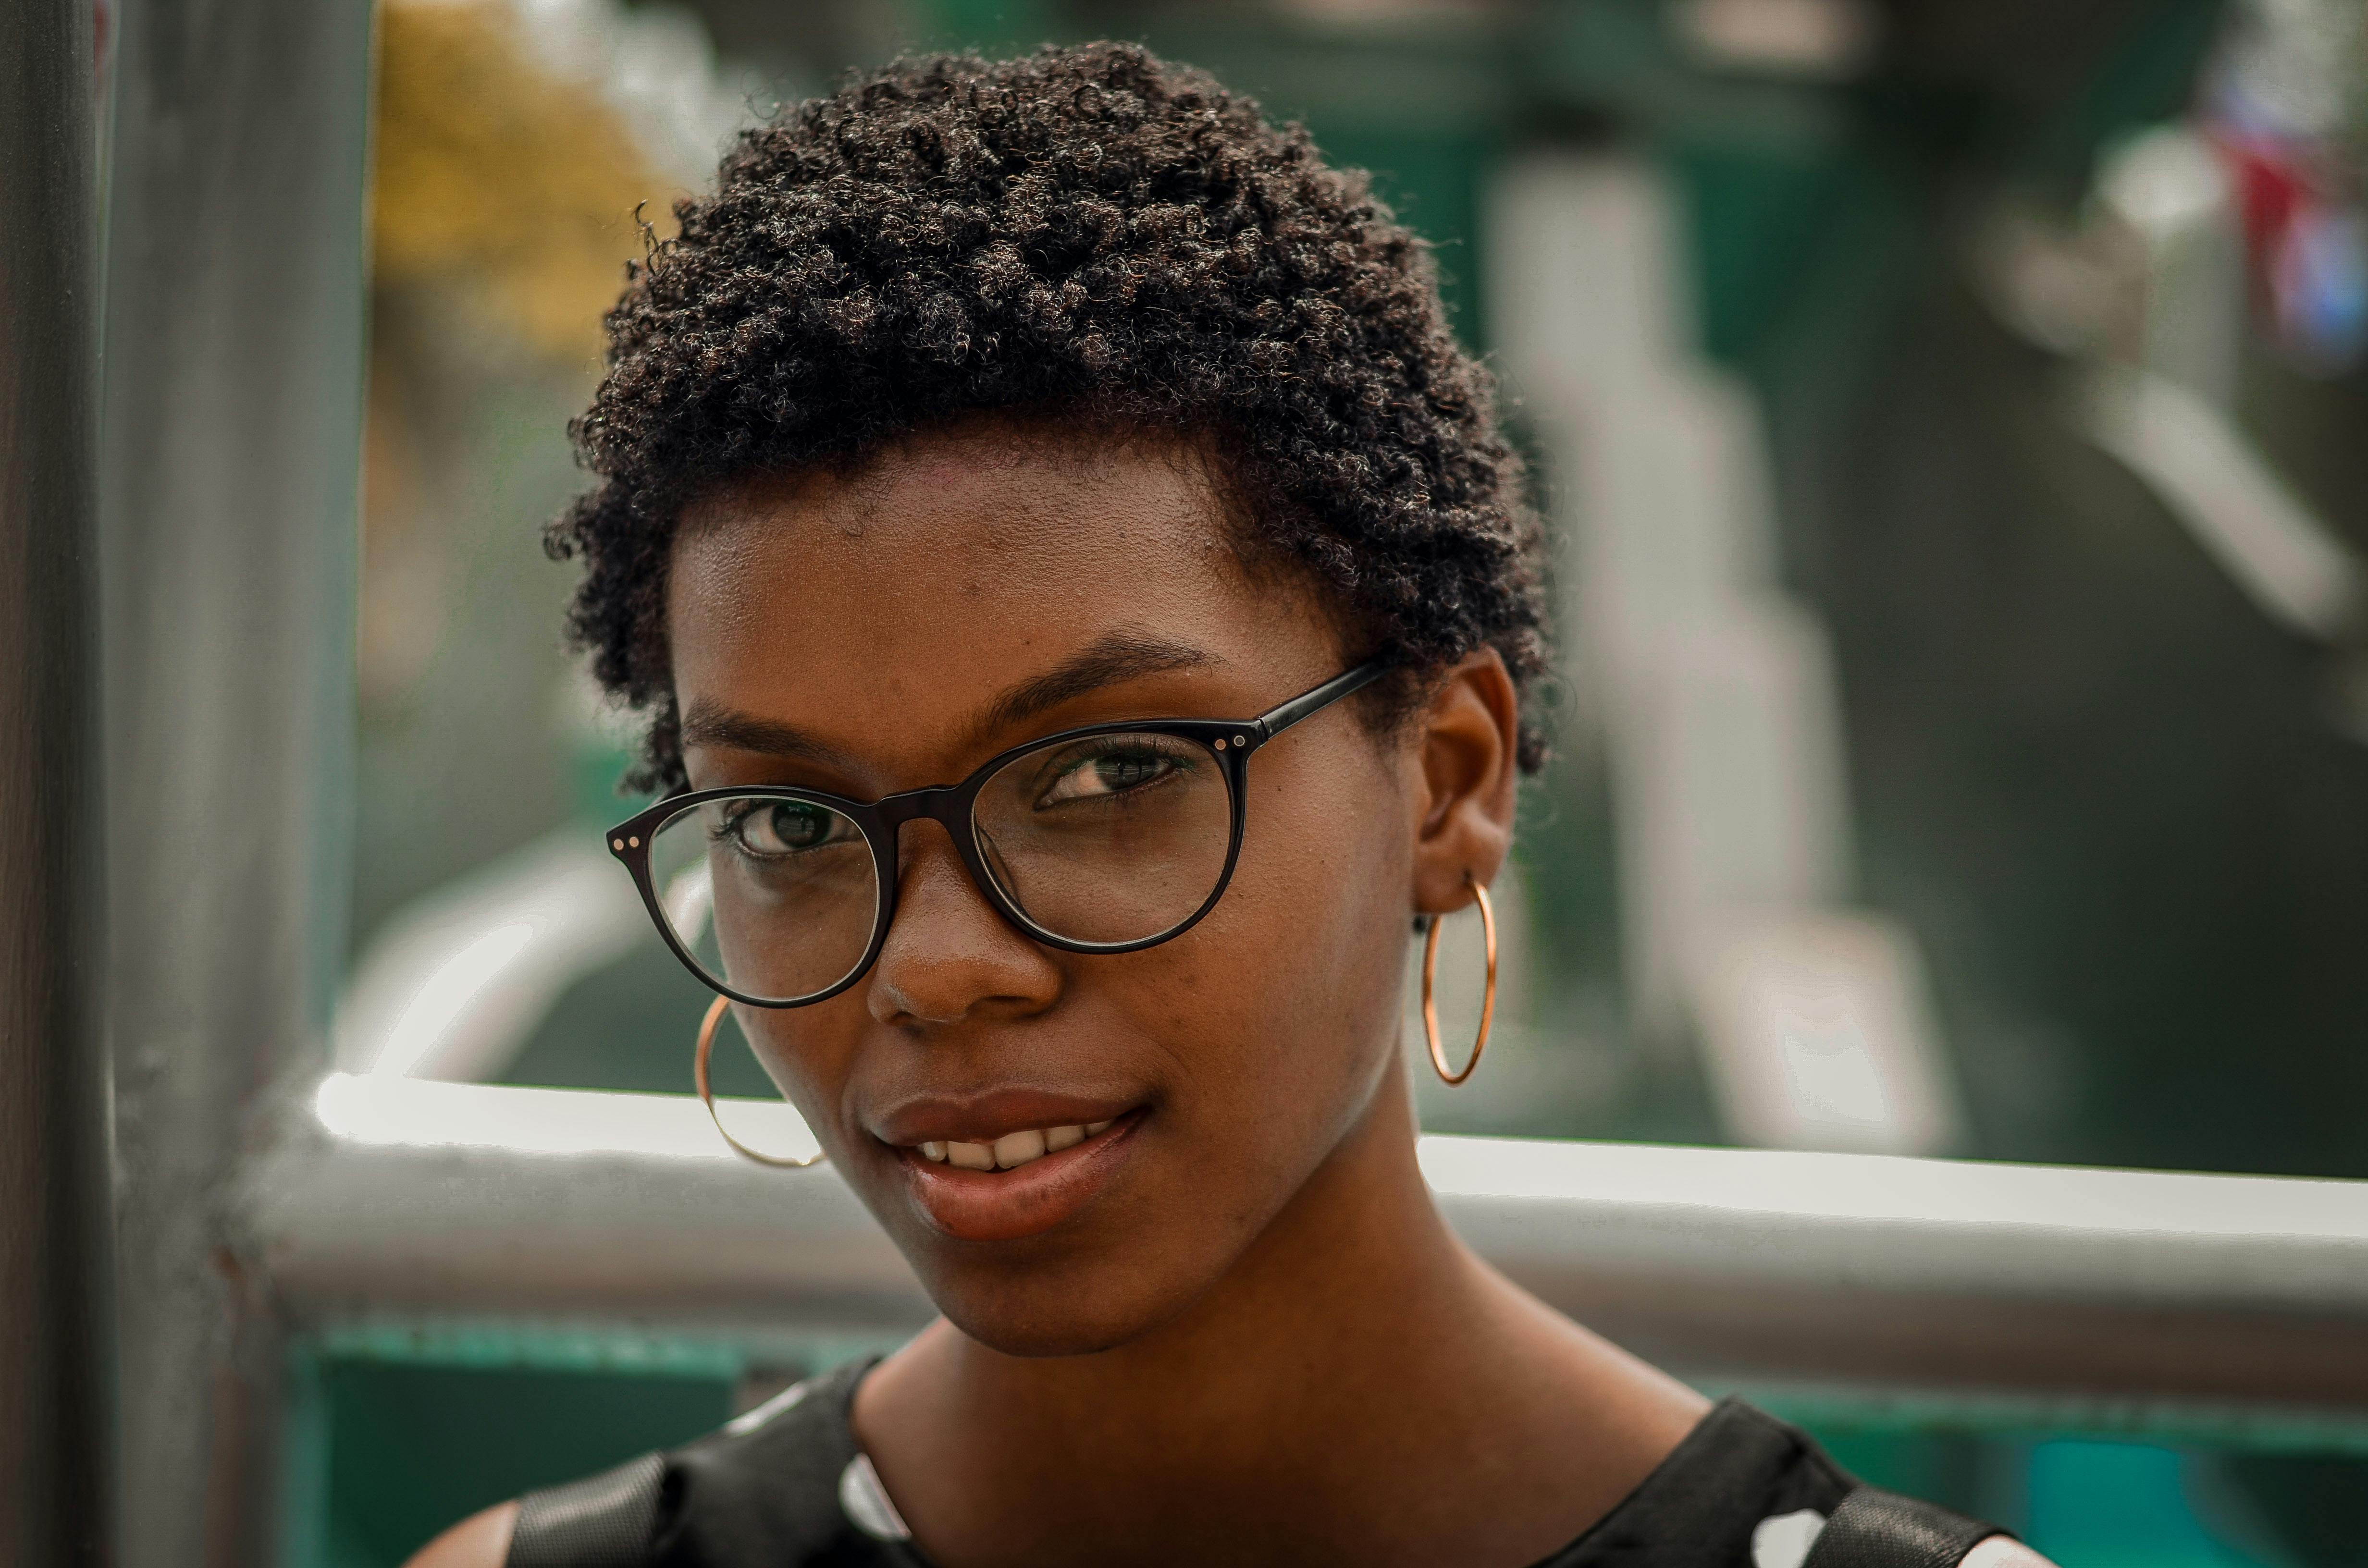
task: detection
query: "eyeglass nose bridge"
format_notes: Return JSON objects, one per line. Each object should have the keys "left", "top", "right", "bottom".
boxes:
{"left": 867, "top": 780, "right": 974, "bottom": 834}
{"left": 860, "top": 777, "right": 1017, "bottom": 935}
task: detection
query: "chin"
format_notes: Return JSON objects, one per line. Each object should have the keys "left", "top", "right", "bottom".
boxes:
{"left": 917, "top": 1249, "right": 1219, "bottom": 1359}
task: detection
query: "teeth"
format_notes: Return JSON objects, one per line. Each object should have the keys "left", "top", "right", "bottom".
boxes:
{"left": 992, "top": 1129, "right": 1047, "bottom": 1169}
{"left": 922, "top": 1119, "right": 1121, "bottom": 1171}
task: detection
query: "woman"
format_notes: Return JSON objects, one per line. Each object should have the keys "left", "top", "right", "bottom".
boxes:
{"left": 416, "top": 43, "right": 2044, "bottom": 1568}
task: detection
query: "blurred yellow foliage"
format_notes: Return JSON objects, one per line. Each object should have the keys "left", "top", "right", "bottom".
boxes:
{"left": 373, "top": 0, "right": 662, "bottom": 359}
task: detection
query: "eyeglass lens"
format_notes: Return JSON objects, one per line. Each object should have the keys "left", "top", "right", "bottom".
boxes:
{"left": 645, "top": 730, "right": 1234, "bottom": 1003}
{"left": 972, "top": 729, "right": 1233, "bottom": 947}
{"left": 650, "top": 796, "right": 880, "bottom": 1004}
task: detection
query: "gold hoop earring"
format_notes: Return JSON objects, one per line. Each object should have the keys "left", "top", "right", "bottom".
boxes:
{"left": 1420, "top": 876, "right": 1497, "bottom": 1087}
{"left": 695, "top": 994, "right": 828, "bottom": 1169}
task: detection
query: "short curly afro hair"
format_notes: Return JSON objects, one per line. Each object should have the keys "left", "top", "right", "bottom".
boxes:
{"left": 552, "top": 40, "right": 1549, "bottom": 793}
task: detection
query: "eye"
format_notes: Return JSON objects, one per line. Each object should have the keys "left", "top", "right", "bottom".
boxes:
{"left": 1037, "top": 742, "right": 1187, "bottom": 806}
{"left": 725, "top": 801, "right": 843, "bottom": 856}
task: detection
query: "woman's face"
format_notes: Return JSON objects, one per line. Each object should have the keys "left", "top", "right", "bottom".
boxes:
{"left": 666, "top": 422, "right": 1440, "bottom": 1356}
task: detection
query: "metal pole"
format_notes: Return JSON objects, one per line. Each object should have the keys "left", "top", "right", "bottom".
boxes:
{"left": 248, "top": 1075, "right": 2368, "bottom": 1419}
{"left": 0, "top": 1, "right": 120, "bottom": 1564}
{"left": 99, "top": 0, "right": 371, "bottom": 1561}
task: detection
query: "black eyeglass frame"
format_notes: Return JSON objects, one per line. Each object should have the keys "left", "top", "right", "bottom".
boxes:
{"left": 607, "top": 660, "right": 1390, "bottom": 1009}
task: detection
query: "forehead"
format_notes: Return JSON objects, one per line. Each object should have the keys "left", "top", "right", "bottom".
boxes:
{"left": 666, "top": 422, "right": 1327, "bottom": 779}
{"left": 681, "top": 422, "right": 1233, "bottom": 599}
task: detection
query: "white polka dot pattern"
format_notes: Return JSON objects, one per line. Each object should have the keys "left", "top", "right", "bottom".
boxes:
{"left": 1751, "top": 1507, "right": 1827, "bottom": 1568}
{"left": 839, "top": 1452, "right": 914, "bottom": 1542}
{"left": 722, "top": 1377, "right": 811, "bottom": 1437}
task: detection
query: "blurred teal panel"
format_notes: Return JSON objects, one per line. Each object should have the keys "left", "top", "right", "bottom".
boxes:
{"left": 2025, "top": 1442, "right": 2272, "bottom": 1568}
{"left": 1669, "top": 141, "right": 1859, "bottom": 368}
{"left": 308, "top": 1360, "right": 734, "bottom": 1568}
{"left": 914, "top": 0, "right": 1057, "bottom": 54}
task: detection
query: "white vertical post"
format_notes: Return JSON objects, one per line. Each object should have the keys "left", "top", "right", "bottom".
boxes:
{"left": 99, "top": 1, "right": 372, "bottom": 1561}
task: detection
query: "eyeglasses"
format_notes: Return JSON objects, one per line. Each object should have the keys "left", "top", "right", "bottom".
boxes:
{"left": 608, "top": 661, "right": 1388, "bottom": 1007}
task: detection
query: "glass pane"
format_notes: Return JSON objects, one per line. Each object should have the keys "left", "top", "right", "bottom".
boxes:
{"left": 649, "top": 795, "right": 878, "bottom": 1003}
{"left": 972, "top": 731, "right": 1233, "bottom": 946}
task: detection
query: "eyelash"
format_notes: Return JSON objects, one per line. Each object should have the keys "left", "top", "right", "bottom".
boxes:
{"left": 713, "top": 802, "right": 837, "bottom": 856}
{"left": 1037, "top": 738, "right": 1196, "bottom": 797}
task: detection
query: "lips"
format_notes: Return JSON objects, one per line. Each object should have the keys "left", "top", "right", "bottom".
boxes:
{"left": 882, "top": 1109, "right": 1145, "bottom": 1243}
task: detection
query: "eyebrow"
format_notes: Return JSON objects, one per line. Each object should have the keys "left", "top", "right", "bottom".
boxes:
{"left": 675, "top": 702, "right": 866, "bottom": 770}
{"left": 675, "top": 631, "right": 1220, "bottom": 772}
{"left": 968, "top": 631, "right": 1219, "bottom": 748}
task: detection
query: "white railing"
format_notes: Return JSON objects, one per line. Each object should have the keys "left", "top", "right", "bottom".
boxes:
{"left": 238, "top": 1074, "right": 2368, "bottom": 1432}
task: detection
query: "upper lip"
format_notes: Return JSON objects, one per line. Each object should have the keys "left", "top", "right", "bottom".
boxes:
{"left": 869, "top": 1088, "right": 1141, "bottom": 1148}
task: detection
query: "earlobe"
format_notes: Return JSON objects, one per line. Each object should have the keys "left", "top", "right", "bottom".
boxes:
{"left": 1407, "top": 648, "right": 1520, "bottom": 916}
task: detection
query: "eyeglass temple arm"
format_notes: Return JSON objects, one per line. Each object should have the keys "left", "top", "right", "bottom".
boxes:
{"left": 1252, "top": 660, "right": 1391, "bottom": 744}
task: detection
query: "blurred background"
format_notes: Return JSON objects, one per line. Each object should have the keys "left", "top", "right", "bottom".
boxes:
{"left": 315, "top": 0, "right": 2368, "bottom": 1561}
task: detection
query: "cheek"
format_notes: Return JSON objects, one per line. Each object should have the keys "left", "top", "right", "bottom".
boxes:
{"left": 737, "top": 999, "right": 866, "bottom": 1131}
{"left": 1163, "top": 784, "right": 1412, "bottom": 1146}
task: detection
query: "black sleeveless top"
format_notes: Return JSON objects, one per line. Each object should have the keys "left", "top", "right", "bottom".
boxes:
{"left": 505, "top": 1360, "right": 2026, "bottom": 1568}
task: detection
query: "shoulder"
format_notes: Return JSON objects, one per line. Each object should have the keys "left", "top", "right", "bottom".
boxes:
{"left": 1547, "top": 1401, "right": 2052, "bottom": 1568}
{"left": 1796, "top": 1488, "right": 2060, "bottom": 1568}
{"left": 658, "top": 1367, "right": 871, "bottom": 1557}
{"left": 478, "top": 1358, "right": 901, "bottom": 1568}
{"left": 1541, "top": 1399, "right": 1854, "bottom": 1566}
{"left": 402, "top": 1503, "right": 515, "bottom": 1568}
{"left": 1649, "top": 1400, "right": 1861, "bottom": 1518}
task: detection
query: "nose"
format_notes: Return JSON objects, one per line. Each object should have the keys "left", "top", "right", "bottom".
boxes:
{"left": 864, "top": 817, "right": 1061, "bottom": 1028}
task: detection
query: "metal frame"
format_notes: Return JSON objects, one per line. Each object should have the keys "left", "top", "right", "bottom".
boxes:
{"left": 1, "top": 2, "right": 119, "bottom": 1561}
{"left": 99, "top": 0, "right": 373, "bottom": 1562}
{"left": 243, "top": 1072, "right": 2368, "bottom": 1430}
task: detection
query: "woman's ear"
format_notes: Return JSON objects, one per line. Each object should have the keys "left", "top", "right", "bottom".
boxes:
{"left": 1407, "top": 648, "right": 1520, "bottom": 916}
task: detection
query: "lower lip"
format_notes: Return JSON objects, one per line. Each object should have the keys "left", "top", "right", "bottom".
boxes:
{"left": 896, "top": 1114, "right": 1144, "bottom": 1242}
